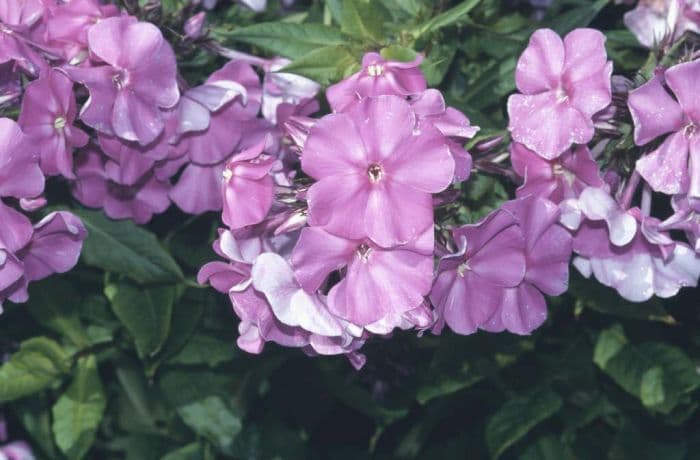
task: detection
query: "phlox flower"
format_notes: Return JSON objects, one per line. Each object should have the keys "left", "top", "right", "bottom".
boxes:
{"left": 291, "top": 226, "right": 434, "bottom": 327}
{"left": 480, "top": 196, "right": 573, "bottom": 334}
{"left": 302, "top": 95, "right": 455, "bottom": 247}
{"left": 0, "top": 0, "right": 47, "bottom": 76}
{"left": 222, "top": 136, "right": 276, "bottom": 230}
{"left": 564, "top": 187, "right": 700, "bottom": 301}
{"left": 65, "top": 16, "right": 180, "bottom": 145}
{"left": 261, "top": 57, "right": 320, "bottom": 125}
{"left": 18, "top": 69, "right": 88, "bottom": 178}
{"left": 44, "top": 0, "right": 120, "bottom": 64}
{"left": 507, "top": 28, "right": 613, "bottom": 159}
{"left": 71, "top": 147, "right": 171, "bottom": 224}
{"left": 0, "top": 201, "right": 86, "bottom": 310}
{"left": 326, "top": 52, "right": 427, "bottom": 112}
{"left": 511, "top": 142, "right": 604, "bottom": 203}
{"left": 430, "top": 207, "right": 527, "bottom": 335}
{"left": 197, "top": 228, "right": 367, "bottom": 368}
{"left": 171, "top": 61, "right": 266, "bottom": 215}
{"left": 0, "top": 118, "right": 44, "bottom": 200}
{"left": 410, "top": 89, "right": 479, "bottom": 182}
{"left": 624, "top": 0, "right": 700, "bottom": 48}
{"left": 628, "top": 61, "right": 700, "bottom": 198}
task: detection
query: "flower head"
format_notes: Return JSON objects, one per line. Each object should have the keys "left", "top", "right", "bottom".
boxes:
{"left": 0, "top": 118, "right": 44, "bottom": 199}
{"left": 302, "top": 95, "right": 454, "bottom": 247}
{"left": 65, "top": 16, "right": 180, "bottom": 145}
{"left": 507, "top": 28, "right": 613, "bottom": 159}
{"left": 326, "top": 52, "right": 427, "bottom": 112}
{"left": 18, "top": 69, "right": 88, "bottom": 178}
{"left": 628, "top": 62, "right": 700, "bottom": 198}
{"left": 511, "top": 142, "right": 603, "bottom": 203}
{"left": 292, "top": 226, "right": 434, "bottom": 327}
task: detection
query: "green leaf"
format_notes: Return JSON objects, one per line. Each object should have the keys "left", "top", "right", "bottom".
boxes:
{"left": 177, "top": 396, "right": 242, "bottom": 454}
{"left": 214, "top": 22, "right": 345, "bottom": 59}
{"left": 640, "top": 367, "right": 666, "bottom": 408}
{"left": 105, "top": 281, "right": 176, "bottom": 359}
{"left": 12, "top": 394, "right": 60, "bottom": 458}
{"left": 486, "top": 388, "right": 563, "bottom": 459}
{"left": 76, "top": 210, "right": 183, "bottom": 284}
{"left": 26, "top": 278, "right": 90, "bottom": 347}
{"left": 147, "top": 289, "right": 207, "bottom": 374}
{"left": 169, "top": 333, "right": 236, "bottom": 367}
{"left": 0, "top": 337, "right": 70, "bottom": 402}
{"left": 547, "top": 0, "right": 608, "bottom": 34}
{"left": 282, "top": 45, "right": 360, "bottom": 85}
{"left": 159, "top": 369, "right": 238, "bottom": 407}
{"left": 595, "top": 328, "right": 700, "bottom": 413}
{"left": 519, "top": 435, "right": 575, "bottom": 460}
{"left": 161, "top": 443, "right": 202, "bottom": 460}
{"left": 52, "top": 355, "right": 107, "bottom": 460}
{"left": 593, "top": 324, "right": 627, "bottom": 369}
{"left": 415, "top": 0, "right": 481, "bottom": 36}
{"left": 380, "top": 45, "right": 417, "bottom": 62}
{"left": 339, "top": 0, "right": 387, "bottom": 42}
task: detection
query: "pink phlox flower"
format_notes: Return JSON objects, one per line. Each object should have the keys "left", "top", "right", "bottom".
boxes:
{"left": 511, "top": 142, "right": 604, "bottom": 203}
{"left": 18, "top": 69, "right": 88, "bottom": 178}
{"left": 326, "top": 51, "right": 427, "bottom": 112}
{"left": 302, "top": 95, "right": 455, "bottom": 247}
{"left": 507, "top": 28, "right": 613, "bottom": 159}
{"left": 291, "top": 225, "right": 435, "bottom": 328}
{"left": 628, "top": 62, "right": 700, "bottom": 199}
{"left": 64, "top": 16, "right": 180, "bottom": 145}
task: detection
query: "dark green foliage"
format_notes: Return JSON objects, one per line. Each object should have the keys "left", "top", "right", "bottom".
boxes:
{"left": 1, "top": 1, "right": 699, "bottom": 459}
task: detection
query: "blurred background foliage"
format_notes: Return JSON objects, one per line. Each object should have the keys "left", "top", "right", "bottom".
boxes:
{"left": 1, "top": 0, "right": 699, "bottom": 459}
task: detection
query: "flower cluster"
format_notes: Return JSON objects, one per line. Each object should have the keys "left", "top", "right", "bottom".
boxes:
{"left": 199, "top": 52, "right": 480, "bottom": 366}
{"left": 507, "top": 27, "right": 700, "bottom": 302}
{"left": 198, "top": 22, "right": 700, "bottom": 365}
{"left": 4, "top": 0, "right": 699, "bottom": 368}
{"left": 1, "top": 0, "right": 319, "bottom": 224}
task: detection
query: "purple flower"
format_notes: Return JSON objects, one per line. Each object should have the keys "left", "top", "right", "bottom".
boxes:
{"left": 198, "top": 228, "right": 367, "bottom": 368}
{"left": 177, "top": 60, "right": 262, "bottom": 165}
{"left": 18, "top": 69, "right": 88, "bottom": 178}
{"left": 0, "top": 118, "right": 44, "bottom": 200}
{"left": 261, "top": 57, "right": 320, "bottom": 124}
{"left": 624, "top": 0, "right": 700, "bottom": 48}
{"left": 71, "top": 147, "right": 171, "bottom": 224}
{"left": 0, "top": 441, "right": 35, "bottom": 460}
{"left": 511, "top": 142, "right": 603, "bottom": 203}
{"left": 222, "top": 136, "right": 276, "bottom": 230}
{"left": 302, "top": 95, "right": 454, "bottom": 247}
{"left": 0, "top": 62, "right": 21, "bottom": 106}
{"left": 170, "top": 61, "right": 267, "bottom": 215}
{"left": 0, "top": 200, "right": 86, "bottom": 309}
{"left": 628, "top": 62, "right": 700, "bottom": 198}
{"left": 64, "top": 16, "right": 180, "bottom": 145}
{"left": 326, "top": 52, "right": 427, "bottom": 112}
{"left": 507, "top": 28, "right": 613, "bottom": 159}
{"left": 291, "top": 226, "right": 434, "bottom": 327}
{"left": 0, "top": 0, "right": 47, "bottom": 76}
{"left": 481, "top": 196, "right": 572, "bottom": 334}
{"left": 664, "top": 195, "right": 700, "bottom": 251}
{"left": 560, "top": 187, "right": 638, "bottom": 246}
{"left": 430, "top": 208, "right": 527, "bottom": 335}
{"left": 410, "top": 89, "right": 479, "bottom": 182}
{"left": 563, "top": 187, "right": 700, "bottom": 301}
{"left": 573, "top": 211, "right": 700, "bottom": 302}
{"left": 44, "top": 0, "right": 120, "bottom": 64}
